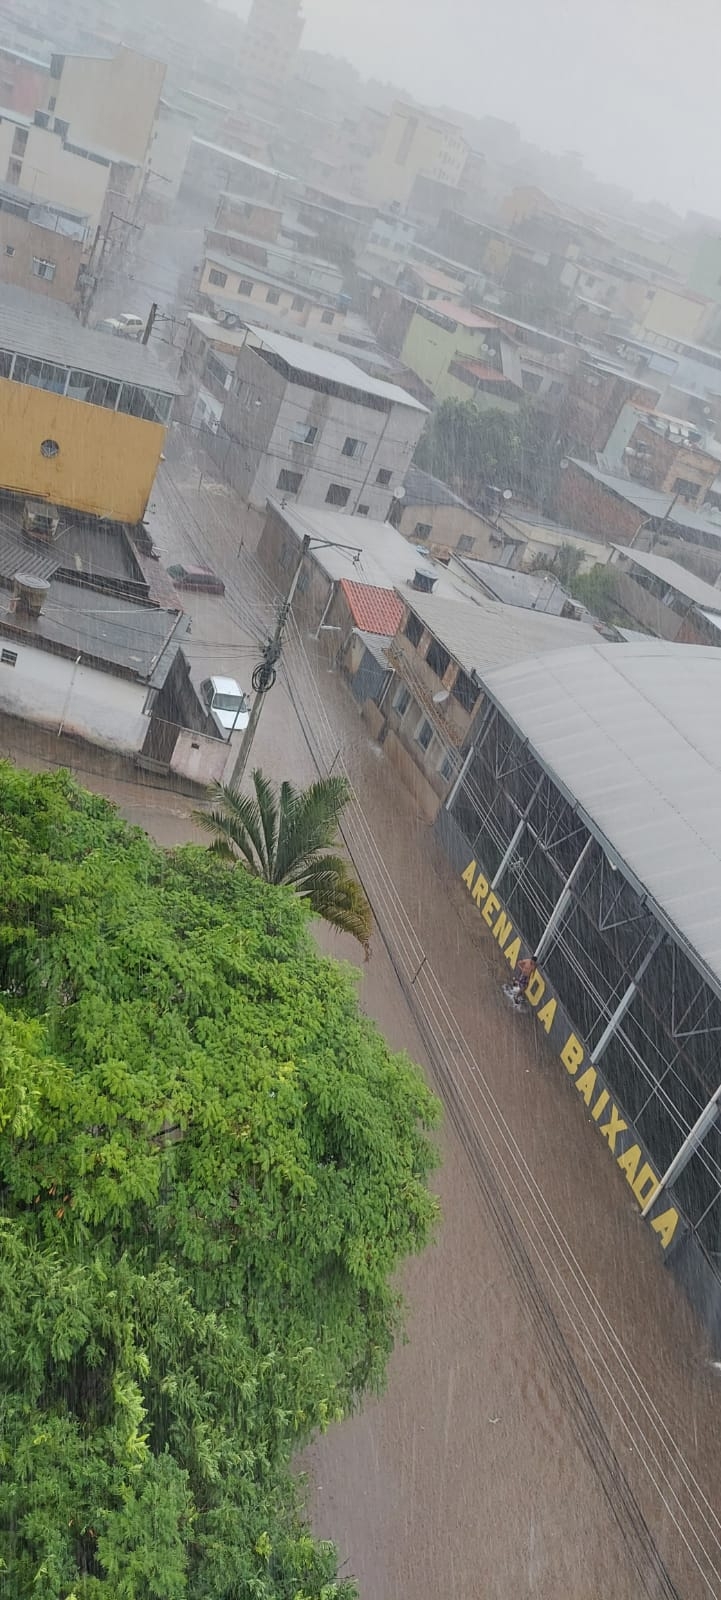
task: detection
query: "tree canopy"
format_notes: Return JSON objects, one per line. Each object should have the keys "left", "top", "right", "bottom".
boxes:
{"left": 0, "top": 764, "right": 439, "bottom": 1599}
{"left": 414, "top": 397, "right": 564, "bottom": 510}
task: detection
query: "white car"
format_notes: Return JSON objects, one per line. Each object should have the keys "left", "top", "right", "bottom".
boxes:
{"left": 96, "top": 312, "right": 145, "bottom": 340}
{"left": 200, "top": 675, "right": 250, "bottom": 736}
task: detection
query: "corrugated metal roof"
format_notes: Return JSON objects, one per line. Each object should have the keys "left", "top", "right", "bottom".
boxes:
{"left": 0, "top": 577, "right": 186, "bottom": 683}
{"left": 403, "top": 465, "right": 471, "bottom": 511}
{"left": 569, "top": 458, "right": 721, "bottom": 543}
{"left": 481, "top": 641, "right": 721, "bottom": 991}
{"left": 0, "top": 283, "right": 179, "bottom": 392}
{"left": 400, "top": 587, "right": 604, "bottom": 675}
{"left": 246, "top": 325, "right": 428, "bottom": 411}
{"left": 612, "top": 545, "right": 721, "bottom": 610}
{"left": 339, "top": 579, "right": 404, "bottom": 636}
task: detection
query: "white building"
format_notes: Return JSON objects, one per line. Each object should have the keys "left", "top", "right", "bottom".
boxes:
{"left": 211, "top": 325, "right": 428, "bottom": 518}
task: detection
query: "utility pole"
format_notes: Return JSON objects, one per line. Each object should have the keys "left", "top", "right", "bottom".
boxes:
{"left": 142, "top": 302, "right": 158, "bottom": 345}
{"left": 230, "top": 534, "right": 310, "bottom": 788}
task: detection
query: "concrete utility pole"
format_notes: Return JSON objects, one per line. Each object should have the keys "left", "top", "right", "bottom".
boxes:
{"left": 230, "top": 534, "right": 310, "bottom": 788}
{"left": 142, "top": 303, "right": 158, "bottom": 345}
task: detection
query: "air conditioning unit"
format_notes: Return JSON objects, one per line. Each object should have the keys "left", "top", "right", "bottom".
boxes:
{"left": 13, "top": 572, "right": 49, "bottom": 618}
{"left": 23, "top": 500, "right": 60, "bottom": 542}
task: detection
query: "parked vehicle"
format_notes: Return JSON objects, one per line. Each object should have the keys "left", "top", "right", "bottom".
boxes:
{"left": 95, "top": 312, "right": 145, "bottom": 340}
{"left": 200, "top": 675, "right": 250, "bottom": 735}
{"left": 168, "top": 563, "right": 225, "bottom": 596}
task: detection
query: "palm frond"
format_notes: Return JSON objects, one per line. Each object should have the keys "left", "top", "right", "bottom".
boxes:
{"left": 274, "top": 776, "right": 352, "bottom": 882}
{"left": 194, "top": 784, "right": 269, "bottom": 875}
{"left": 250, "top": 768, "right": 279, "bottom": 880}
{"left": 295, "top": 855, "right": 372, "bottom": 956}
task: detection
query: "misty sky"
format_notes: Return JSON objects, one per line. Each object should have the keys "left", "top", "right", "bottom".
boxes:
{"left": 293, "top": 0, "right": 721, "bottom": 216}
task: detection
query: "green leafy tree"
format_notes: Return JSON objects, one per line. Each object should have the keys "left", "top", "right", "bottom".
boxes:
{"left": 196, "top": 770, "right": 373, "bottom": 957}
{"left": 415, "top": 396, "right": 564, "bottom": 510}
{"left": 0, "top": 765, "right": 439, "bottom": 1598}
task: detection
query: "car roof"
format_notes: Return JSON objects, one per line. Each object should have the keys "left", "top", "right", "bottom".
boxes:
{"left": 209, "top": 675, "right": 242, "bottom": 693}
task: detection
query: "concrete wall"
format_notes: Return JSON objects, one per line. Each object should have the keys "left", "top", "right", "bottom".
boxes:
{"left": 0, "top": 51, "right": 49, "bottom": 115}
{"left": 51, "top": 47, "right": 165, "bottom": 169}
{"left": 146, "top": 106, "right": 195, "bottom": 206}
{"left": 0, "top": 119, "right": 111, "bottom": 230}
{"left": 0, "top": 635, "right": 148, "bottom": 749}
{"left": 255, "top": 504, "right": 333, "bottom": 629}
{"left": 0, "top": 378, "right": 166, "bottom": 523}
{"left": 170, "top": 726, "right": 233, "bottom": 784}
{"left": 0, "top": 210, "right": 84, "bottom": 302}
{"left": 553, "top": 463, "right": 642, "bottom": 545}
{"left": 220, "top": 345, "right": 425, "bottom": 518}
{"left": 398, "top": 500, "right": 503, "bottom": 559}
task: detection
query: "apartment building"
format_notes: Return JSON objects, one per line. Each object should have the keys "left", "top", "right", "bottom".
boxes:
{"left": 209, "top": 325, "right": 427, "bottom": 517}
{"left": 0, "top": 179, "right": 90, "bottom": 304}
{"left": 365, "top": 102, "right": 468, "bottom": 212}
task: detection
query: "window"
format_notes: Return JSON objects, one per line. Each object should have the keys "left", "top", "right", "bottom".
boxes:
{"left": 0, "top": 349, "right": 12, "bottom": 377}
{"left": 67, "top": 370, "right": 121, "bottom": 409}
{"left": 7, "top": 160, "right": 22, "bottom": 185}
{"left": 13, "top": 355, "right": 66, "bottom": 392}
{"left": 549, "top": 380, "right": 564, "bottom": 397}
{"left": 40, "top": 438, "right": 59, "bottom": 458}
{"left": 326, "top": 483, "right": 351, "bottom": 506}
{"left": 452, "top": 669, "right": 477, "bottom": 712}
{"left": 376, "top": 468, "right": 392, "bottom": 485}
{"left": 31, "top": 257, "right": 56, "bottom": 282}
{"left": 290, "top": 422, "right": 318, "bottom": 445}
{"left": 673, "top": 477, "right": 700, "bottom": 501}
{"left": 208, "top": 268, "right": 227, "bottom": 287}
{"left": 48, "top": 96, "right": 56, "bottom": 112}
{"left": 342, "top": 436, "right": 366, "bottom": 459}
{"left": 117, "top": 384, "right": 172, "bottom": 423}
{"left": 356, "top": 504, "right": 369, "bottom": 516}
{"left": 11, "top": 126, "right": 27, "bottom": 156}
{"left": 404, "top": 612, "right": 423, "bottom": 647}
{"left": 1, "top": 648, "right": 17, "bottom": 667}
{"left": 521, "top": 369, "right": 543, "bottom": 393}
{"left": 276, "top": 469, "right": 303, "bottom": 494}
{"left": 291, "top": 294, "right": 305, "bottom": 310}
{"left": 415, "top": 718, "right": 433, "bottom": 752}
{"left": 393, "top": 685, "right": 411, "bottom": 716}
{"left": 238, "top": 278, "right": 254, "bottom": 295}
{"left": 414, "top": 521, "right": 432, "bottom": 539}
{"left": 266, "top": 288, "right": 281, "bottom": 304}
{"left": 440, "top": 753, "right": 455, "bottom": 782}
{"left": 4, "top": 245, "right": 13, "bottom": 256}
{"left": 426, "top": 638, "right": 450, "bottom": 679}
{"left": 457, "top": 534, "right": 474, "bottom": 553}
{"left": 321, "top": 309, "right": 335, "bottom": 325}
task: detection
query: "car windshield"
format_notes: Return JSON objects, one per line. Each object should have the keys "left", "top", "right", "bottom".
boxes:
{"left": 213, "top": 693, "right": 245, "bottom": 711}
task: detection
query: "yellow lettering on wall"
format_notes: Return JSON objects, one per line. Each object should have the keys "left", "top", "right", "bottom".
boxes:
{"left": 632, "top": 1164, "right": 659, "bottom": 1208}
{"left": 504, "top": 937, "right": 521, "bottom": 970}
{"left": 650, "top": 1208, "right": 679, "bottom": 1250}
{"left": 461, "top": 860, "right": 477, "bottom": 889}
{"left": 526, "top": 970, "right": 546, "bottom": 1007}
{"left": 482, "top": 891, "right": 500, "bottom": 927}
{"left": 493, "top": 911, "right": 513, "bottom": 949}
{"left": 617, "top": 1143, "right": 640, "bottom": 1188}
{"left": 575, "top": 1066, "right": 597, "bottom": 1106}
{"left": 537, "top": 998, "right": 557, "bottom": 1034}
{"left": 599, "top": 1105, "right": 627, "bottom": 1153}
{"left": 560, "top": 1034, "right": 584, "bottom": 1076}
{"left": 591, "top": 1089, "right": 610, "bottom": 1122}
{"left": 472, "top": 872, "right": 489, "bottom": 907}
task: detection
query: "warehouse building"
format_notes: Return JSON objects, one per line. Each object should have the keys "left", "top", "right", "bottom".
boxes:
{"left": 437, "top": 641, "right": 721, "bottom": 1345}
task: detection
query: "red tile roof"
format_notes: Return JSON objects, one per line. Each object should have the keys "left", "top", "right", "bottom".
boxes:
{"left": 339, "top": 579, "right": 404, "bottom": 637}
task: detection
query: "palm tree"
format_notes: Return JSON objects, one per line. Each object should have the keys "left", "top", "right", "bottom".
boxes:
{"left": 196, "top": 769, "right": 372, "bottom": 956}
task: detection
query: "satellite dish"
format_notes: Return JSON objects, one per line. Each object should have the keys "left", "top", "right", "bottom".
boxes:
{"left": 391, "top": 485, "right": 406, "bottom": 500}
{"left": 502, "top": 488, "right": 513, "bottom": 501}
{"left": 433, "top": 688, "right": 451, "bottom": 704}
{"left": 559, "top": 457, "right": 570, "bottom": 470}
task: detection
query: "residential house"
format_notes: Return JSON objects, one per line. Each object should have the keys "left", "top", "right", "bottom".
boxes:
{"left": 381, "top": 587, "right": 608, "bottom": 819}
{"left": 209, "top": 325, "right": 427, "bottom": 518}
{"left": 400, "top": 301, "right": 523, "bottom": 407}
{"left": 608, "top": 545, "right": 721, "bottom": 643}
{"left": 183, "top": 142, "right": 291, "bottom": 208}
{"left": 395, "top": 466, "right": 524, "bottom": 565}
{"left": 561, "top": 352, "right": 662, "bottom": 457}
{"left": 496, "top": 507, "right": 615, "bottom": 575}
{"left": 450, "top": 556, "right": 586, "bottom": 618}
{"left": 365, "top": 102, "right": 468, "bottom": 212}
{"left": 555, "top": 458, "right": 721, "bottom": 574}
{"left": 600, "top": 403, "right": 721, "bottom": 507}
{"left": 144, "top": 99, "right": 197, "bottom": 211}
{"left": 0, "top": 179, "right": 91, "bottom": 304}
{"left": 0, "top": 283, "right": 177, "bottom": 524}
{"left": 0, "top": 108, "right": 116, "bottom": 233}
{"left": 214, "top": 190, "right": 284, "bottom": 242}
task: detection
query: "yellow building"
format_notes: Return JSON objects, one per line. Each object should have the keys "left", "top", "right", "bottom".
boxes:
{"left": 400, "top": 300, "right": 522, "bottom": 407}
{"left": 365, "top": 101, "right": 468, "bottom": 211}
{"left": 0, "top": 284, "right": 177, "bottom": 523}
